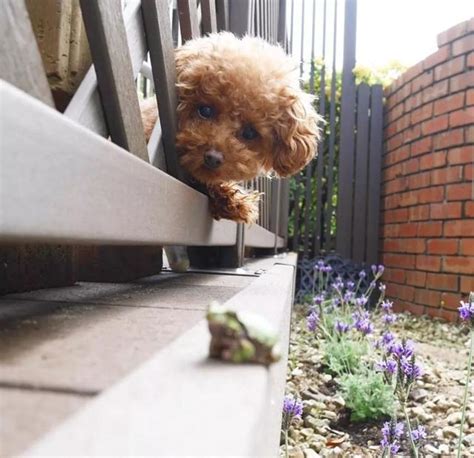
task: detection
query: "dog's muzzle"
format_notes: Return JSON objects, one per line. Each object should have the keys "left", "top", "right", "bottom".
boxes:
{"left": 203, "top": 149, "right": 224, "bottom": 170}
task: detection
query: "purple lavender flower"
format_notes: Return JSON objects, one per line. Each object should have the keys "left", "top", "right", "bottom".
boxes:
{"left": 332, "top": 277, "right": 344, "bottom": 292}
{"left": 400, "top": 356, "right": 423, "bottom": 381}
{"left": 381, "top": 421, "right": 404, "bottom": 455}
{"left": 372, "top": 264, "right": 385, "bottom": 277}
{"left": 379, "top": 283, "right": 387, "bottom": 293}
{"left": 458, "top": 300, "right": 474, "bottom": 321}
{"left": 322, "top": 265, "right": 333, "bottom": 274}
{"left": 359, "top": 270, "right": 367, "bottom": 279}
{"left": 377, "top": 358, "right": 398, "bottom": 375}
{"left": 344, "top": 290, "right": 355, "bottom": 303}
{"left": 411, "top": 425, "right": 427, "bottom": 443}
{"left": 381, "top": 331, "right": 395, "bottom": 347}
{"left": 381, "top": 300, "right": 393, "bottom": 311}
{"left": 382, "top": 313, "right": 397, "bottom": 325}
{"left": 313, "top": 294, "right": 325, "bottom": 306}
{"left": 314, "top": 260, "right": 325, "bottom": 271}
{"left": 353, "top": 311, "right": 374, "bottom": 334}
{"left": 355, "top": 296, "right": 368, "bottom": 307}
{"left": 391, "top": 340, "right": 415, "bottom": 358}
{"left": 282, "top": 395, "right": 303, "bottom": 430}
{"left": 346, "top": 280, "right": 355, "bottom": 290}
{"left": 307, "top": 310, "right": 319, "bottom": 332}
{"left": 335, "top": 320, "right": 350, "bottom": 334}
{"left": 369, "top": 280, "right": 377, "bottom": 289}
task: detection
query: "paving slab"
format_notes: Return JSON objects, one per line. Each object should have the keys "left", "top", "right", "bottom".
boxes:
{"left": 0, "top": 387, "right": 88, "bottom": 457}
{"left": 0, "top": 301, "right": 205, "bottom": 392}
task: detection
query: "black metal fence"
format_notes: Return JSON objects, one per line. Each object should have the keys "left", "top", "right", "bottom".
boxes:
{"left": 287, "top": 0, "right": 384, "bottom": 265}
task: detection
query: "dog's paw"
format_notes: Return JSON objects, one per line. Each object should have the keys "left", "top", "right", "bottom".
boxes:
{"left": 208, "top": 184, "right": 260, "bottom": 224}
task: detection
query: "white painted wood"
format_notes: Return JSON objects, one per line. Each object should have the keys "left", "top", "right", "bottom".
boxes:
{"left": 24, "top": 256, "right": 297, "bottom": 457}
{"left": 0, "top": 81, "right": 236, "bottom": 247}
{"left": 246, "top": 224, "right": 285, "bottom": 248}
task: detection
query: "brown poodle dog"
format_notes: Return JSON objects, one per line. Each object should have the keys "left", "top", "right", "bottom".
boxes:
{"left": 142, "top": 32, "right": 321, "bottom": 224}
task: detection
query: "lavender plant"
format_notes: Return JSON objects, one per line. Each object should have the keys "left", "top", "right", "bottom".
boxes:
{"left": 281, "top": 394, "right": 303, "bottom": 458}
{"left": 456, "top": 293, "right": 474, "bottom": 458}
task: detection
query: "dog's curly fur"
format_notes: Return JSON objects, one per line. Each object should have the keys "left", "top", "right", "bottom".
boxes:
{"left": 143, "top": 32, "right": 321, "bottom": 224}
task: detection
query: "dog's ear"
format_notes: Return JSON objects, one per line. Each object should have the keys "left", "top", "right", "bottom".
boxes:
{"left": 272, "top": 90, "right": 320, "bottom": 177}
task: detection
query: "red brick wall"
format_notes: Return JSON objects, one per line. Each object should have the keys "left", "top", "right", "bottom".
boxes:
{"left": 381, "top": 19, "right": 474, "bottom": 321}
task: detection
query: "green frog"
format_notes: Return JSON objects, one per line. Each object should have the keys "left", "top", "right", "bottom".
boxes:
{"left": 206, "top": 303, "right": 281, "bottom": 366}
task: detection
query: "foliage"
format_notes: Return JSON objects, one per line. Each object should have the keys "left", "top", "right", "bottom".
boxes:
{"left": 323, "top": 337, "right": 367, "bottom": 376}
{"left": 339, "top": 370, "right": 395, "bottom": 422}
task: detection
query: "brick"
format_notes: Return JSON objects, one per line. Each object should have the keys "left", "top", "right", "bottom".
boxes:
{"left": 417, "top": 221, "right": 443, "bottom": 237}
{"left": 444, "top": 219, "right": 474, "bottom": 237}
{"left": 411, "top": 137, "right": 432, "bottom": 156}
{"left": 405, "top": 270, "right": 426, "bottom": 287}
{"left": 416, "top": 186, "right": 444, "bottom": 204}
{"left": 437, "top": 20, "right": 470, "bottom": 47}
{"left": 410, "top": 103, "right": 433, "bottom": 125}
{"left": 421, "top": 115, "right": 449, "bottom": 136}
{"left": 419, "top": 151, "right": 447, "bottom": 170}
{"left": 416, "top": 255, "right": 441, "bottom": 272}
{"left": 387, "top": 283, "right": 415, "bottom": 301}
{"left": 409, "top": 204, "right": 430, "bottom": 221}
{"left": 466, "top": 201, "right": 474, "bottom": 217}
{"left": 407, "top": 172, "right": 430, "bottom": 190}
{"left": 443, "top": 256, "right": 474, "bottom": 274}
{"left": 427, "top": 307, "right": 458, "bottom": 322}
{"left": 460, "top": 239, "right": 474, "bottom": 256}
{"left": 404, "top": 303, "right": 425, "bottom": 316}
{"left": 468, "top": 88, "right": 474, "bottom": 105}
{"left": 382, "top": 224, "right": 400, "bottom": 238}
{"left": 399, "top": 190, "right": 419, "bottom": 206}
{"left": 415, "top": 288, "right": 441, "bottom": 307}
{"left": 385, "top": 145, "right": 411, "bottom": 166}
{"left": 460, "top": 275, "right": 474, "bottom": 294}
{"left": 382, "top": 253, "right": 416, "bottom": 269}
{"left": 401, "top": 158, "right": 420, "bottom": 175}
{"left": 452, "top": 34, "right": 474, "bottom": 56}
{"left": 411, "top": 72, "right": 433, "bottom": 92}
{"left": 387, "top": 132, "right": 404, "bottom": 151}
{"left": 383, "top": 163, "right": 403, "bottom": 181}
{"left": 384, "top": 177, "right": 409, "bottom": 195}
{"left": 426, "top": 239, "right": 458, "bottom": 255}
{"left": 385, "top": 238, "right": 425, "bottom": 254}
{"left": 446, "top": 183, "right": 473, "bottom": 201}
{"left": 383, "top": 194, "right": 401, "bottom": 210}
{"left": 430, "top": 202, "right": 462, "bottom": 219}
{"left": 404, "top": 92, "right": 423, "bottom": 112}
{"left": 384, "top": 208, "right": 409, "bottom": 224}
{"left": 450, "top": 70, "right": 474, "bottom": 93}
{"left": 468, "top": 51, "right": 474, "bottom": 68}
{"left": 384, "top": 268, "right": 406, "bottom": 284}
{"left": 433, "top": 128, "right": 464, "bottom": 150}
{"left": 433, "top": 93, "right": 464, "bottom": 116}
{"left": 387, "top": 103, "right": 404, "bottom": 123}
{"left": 423, "top": 46, "right": 450, "bottom": 69}
{"left": 434, "top": 55, "right": 465, "bottom": 81}
{"left": 449, "top": 108, "right": 474, "bottom": 127}
{"left": 466, "top": 125, "right": 474, "bottom": 143}
{"left": 422, "top": 80, "right": 448, "bottom": 104}
{"left": 401, "top": 62, "right": 424, "bottom": 83}
{"left": 441, "top": 292, "right": 463, "bottom": 311}
{"left": 430, "top": 166, "right": 463, "bottom": 185}
{"left": 399, "top": 223, "right": 418, "bottom": 237}
{"left": 447, "top": 146, "right": 474, "bottom": 165}
{"left": 465, "top": 164, "right": 473, "bottom": 181}
{"left": 426, "top": 272, "right": 459, "bottom": 291}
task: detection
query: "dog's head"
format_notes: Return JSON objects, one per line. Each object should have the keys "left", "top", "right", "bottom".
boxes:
{"left": 175, "top": 32, "right": 321, "bottom": 185}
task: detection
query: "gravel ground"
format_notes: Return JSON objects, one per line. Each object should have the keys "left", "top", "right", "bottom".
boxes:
{"left": 281, "top": 306, "right": 474, "bottom": 457}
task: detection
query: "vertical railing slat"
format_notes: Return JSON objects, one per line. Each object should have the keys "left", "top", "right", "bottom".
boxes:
{"left": 229, "top": 0, "right": 252, "bottom": 37}
{"left": 215, "top": 0, "right": 229, "bottom": 32}
{"left": 201, "top": 0, "right": 217, "bottom": 34}
{"left": 352, "top": 83, "right": 370, "bottom": 262}
{"left": 335, "top": 0, "right": 358, "bottom": 258}
{"left": 177, "top": 0, "right": 200, "bottom": 42}
{"left": 366, "top": 85, "right": 384, "bottom": 264}
{"left": 142, "top": 0, "right": 182, "bottom": 178}
{"left": 80, "top": 0, "right": 149, "bottom": 162}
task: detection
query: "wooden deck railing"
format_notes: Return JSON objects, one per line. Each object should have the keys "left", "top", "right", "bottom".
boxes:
{"left": 0, "top": 0, "right": 288, "bottom": 274}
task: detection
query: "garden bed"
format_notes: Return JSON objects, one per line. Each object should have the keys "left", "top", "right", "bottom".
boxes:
{"left": 280, "top": 267, "right": 473, "bottom": 457}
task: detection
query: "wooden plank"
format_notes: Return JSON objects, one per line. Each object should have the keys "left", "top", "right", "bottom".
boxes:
{"left": 177, "top": 0, "right": 200, "bottom": 42}
{"left": 335, "top": 0, "right": 357, "bottom": 258}
{"left": 366, "top": 85, "right": 384, "bottom": 264}
{"left": 79, "top": 0, "right": 148, "bottom": 161}
{"left": 215, "top": 0, "right": 229, "bottom": 32}
{"left": 64, "top": 0, "right": 147, "bottom": 137}
{"left": 279, "top": 178, "right": 290, "bottom": 241}
{"left": 0, "top": 82, "right": 237, "bottom": 247}
{"left": 0, "top": 0, "right": 54, "bottom": 106}
{"left": 201, "top": 0, "right": 217, "bottom": 34}
{"left": 229, "top": 0, "right": 251, "bottom": 36}
{"left": 142, "top": 0, "right": 182, "bottom": 178}
{"left": 246, "top": 223, "right": 284, "bottom": 249}
{"left": 352, "top": 83, "right": 370, "bottom": 263}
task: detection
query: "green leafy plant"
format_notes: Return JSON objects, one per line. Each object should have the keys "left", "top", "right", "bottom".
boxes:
{"left": 339, "top": 371, "right": 395, "bottom": 422}
{"left": 323, "top": 337, "right": 368, "bottom": 376}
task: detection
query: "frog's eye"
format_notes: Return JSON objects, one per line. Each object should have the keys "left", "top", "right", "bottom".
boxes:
{"left": 241, "top": 124, "right": 259, "bottom": 141}
{"left": 197, "top": 105, "right": 216, "bottom": 119}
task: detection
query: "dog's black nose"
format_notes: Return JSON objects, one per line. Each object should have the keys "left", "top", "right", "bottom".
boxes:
{"left": 203, "top": 149, "right": 224, "bottom": 169}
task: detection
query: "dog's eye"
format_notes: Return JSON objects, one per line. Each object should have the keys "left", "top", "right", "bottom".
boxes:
{"left": 241, "top": 124, "right": 259, "bottom": 140}
{"left": 197, "top": 105, "right": 215, "bottom": 119}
